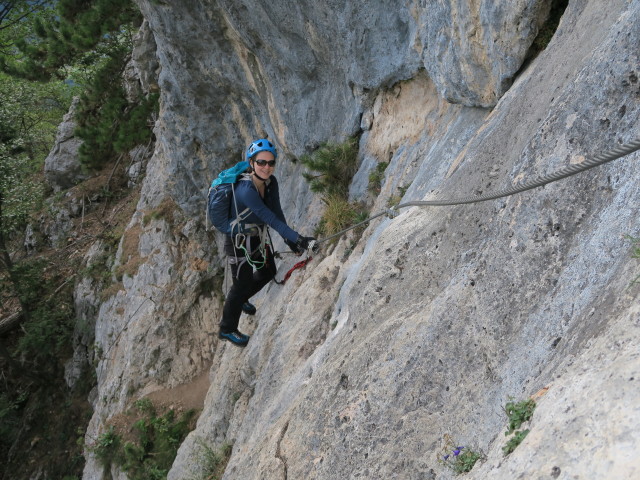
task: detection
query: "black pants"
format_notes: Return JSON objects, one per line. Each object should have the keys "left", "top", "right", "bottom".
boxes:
{"left": 220, "top": 238, "right": 276, "bottom": 333}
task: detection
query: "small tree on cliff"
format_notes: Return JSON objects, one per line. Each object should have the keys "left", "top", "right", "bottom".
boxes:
{"left": 1, "top": 0, "right": 156, "bottom": 170}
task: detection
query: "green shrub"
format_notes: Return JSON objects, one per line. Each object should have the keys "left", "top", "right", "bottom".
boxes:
{"left": 9, "top": 258, "right": 75, "bottom": 370}
{"left": 0, "top": 393, "right": 22, "bottom": 448}
{"left": 301, "top": 137, "right": 359, "bottom": 199}
{"left": 92, "top": 400, "right": 197, "bottom": 480}
{"left": 92, "top": 426, "right": 121, "bottom": 467}
{"left": 75, "top": 49, "right": 159, "bottom": 170}
{"left": 629, "top": 236, "right": 640, "bottom": 284}
{"left": 301, "top": 137, "right": 367, "bottom": 242}
{"left": 529, "top": 0, "right": 569, "bottom": 56}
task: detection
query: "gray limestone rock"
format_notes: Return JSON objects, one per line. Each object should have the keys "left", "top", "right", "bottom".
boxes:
{"left": 23, "top": 223, "right": 37, "bottom": 256}
{"left": 420, "top": 0, "right": 553, "bottom": 107}
{"left": 131, "top": 19, "right": 160, "bottom": 95}
{"left": 65, "top": 240, "right": 109, "bottom": 390}
{"left": 81, "top": 1, "right": 640, "bottom": 479}
{"left": 43, "top": 98, "right": 87, "bottom": 192}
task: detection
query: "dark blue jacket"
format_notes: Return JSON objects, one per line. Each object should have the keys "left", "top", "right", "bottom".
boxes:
{"left": 226, "top": 175, "right": 299, "bottom": 243}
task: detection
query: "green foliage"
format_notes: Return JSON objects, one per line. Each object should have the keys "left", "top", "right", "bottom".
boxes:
{"left": 301, "top": 137, "right": 366, "bottom": 240}
{"left": 74, "top": 46, "right": 159, "bottom": 170}
{"left": 368, "top": 161, "right": 388, "bottom": 194}
{"left": 0, "top": 392, "right": 22, "bottom": 447}
{"left": 504, "top": 398, "right": 536, "bottom": 435}
{"left": 0, "top": 71, "right": 74, "bottom": 156}
{"left": 388, "top": 185, "right": 408, "bottom": 209}
{"left": 1, "top": 0, "right": 140, "bottom": 80}
{"left": 82, "top": 249, "right": 115, "bottom": 287}
{"left": 631, "top": 237, "right": 640, "bottom": 258}
{"left": 9, "top": 258, "right": 75, "bottom": 368}
{"left": 134, "top": 397, "right": 155, "bottom": 415}
{"left": 438, "top": 436, "right": 483, "bottom": 475}
{"left": 0, "top": 72, "right": 71, "bottom": 235}
{"left": 0, "top": 144, "right": 43, "bottom": 233}
{"left": 113, "top": 92, "right": 159, "bottom": 152}
{"left": 502, "top": 397, "right": 536, "bottom": 456}
{"left": 301, "top": 137, "right": 359, "bottom": 199}
{"left": 503, "top": 429, "right": 530, "bottom": 456}
{"left": 92, "top": 426, "right": 122, "bottom": 467}
{"left": 92, "top": 400, "right": 197, "bottom": 480}
{"left": 1, "top": 0, "right": 155, "bottom": 171}
{"left": 451, "top": 449, "right": 482, "bottom": 474}
{"left": 195, "top": 440, "right": 233, "bottom": 480}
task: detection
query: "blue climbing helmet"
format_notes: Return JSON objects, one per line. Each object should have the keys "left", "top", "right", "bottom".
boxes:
{"left": 246, "top": 138, "right": 278, "bottom": 160}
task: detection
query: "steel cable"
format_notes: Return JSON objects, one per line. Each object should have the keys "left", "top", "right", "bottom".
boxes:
{"left": 318, "top": 137, "right": 640, "bottom": 245}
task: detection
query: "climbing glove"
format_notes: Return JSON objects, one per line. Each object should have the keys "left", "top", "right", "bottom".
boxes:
{"left": 296, "top": 236, "right": 320, "bottom": 254}
{"left": 285, "top": 239, "right": 301, "bottom": 254}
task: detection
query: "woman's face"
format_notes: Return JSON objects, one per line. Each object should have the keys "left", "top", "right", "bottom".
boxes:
{"left": 252, "top": 151, "right": 276, "bottom": 179}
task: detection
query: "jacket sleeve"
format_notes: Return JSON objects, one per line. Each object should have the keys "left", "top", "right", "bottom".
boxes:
{"left": 237, "top": 180, "right": 300, "bottom": 243}
{"left": 267, "top": 177, "right": 288, "bottom": 224}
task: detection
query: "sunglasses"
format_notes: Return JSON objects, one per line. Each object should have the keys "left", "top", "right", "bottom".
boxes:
{"left": 255, "top": 159, "right": 276, "bottom": 167}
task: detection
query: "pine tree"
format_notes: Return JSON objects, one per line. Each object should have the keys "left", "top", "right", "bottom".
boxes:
{"left": 1, "top": 0, "right": 156, "bottom": 170}
{"left": 1, "top": 0, "right": 140, "bottom": 80}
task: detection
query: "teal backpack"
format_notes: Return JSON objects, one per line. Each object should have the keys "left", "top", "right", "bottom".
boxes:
{"left": 207, "top": 161, "right": 251, "bottom": 233}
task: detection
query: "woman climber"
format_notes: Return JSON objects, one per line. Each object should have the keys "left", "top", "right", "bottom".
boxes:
{"left": 216, "top": 138, "right": 316, "bottom": 347}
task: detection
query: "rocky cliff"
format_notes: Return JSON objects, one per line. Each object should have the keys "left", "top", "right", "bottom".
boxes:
{"left": 80, "top": 0, "right": 640, "bottom": 479}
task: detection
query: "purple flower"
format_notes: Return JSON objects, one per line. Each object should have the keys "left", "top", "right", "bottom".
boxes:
{"left": 444, "top": 455, "right": 450, "bottom": 460}
{"left": 453, "top": 446, "right": 464, "bottom": 456}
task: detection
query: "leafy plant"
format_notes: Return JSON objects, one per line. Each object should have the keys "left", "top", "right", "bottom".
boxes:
{"left": 438, "top": 435, "right": 483, "bottom": 475}
{"left": 91, "top": 399, "right": 197, "bottom": 480}
{"left": 2, "top": 0, "right": 155, "bottom": 171}
{"left": 529, "top": 0, "right": 569, "bottom": 57}
{"left": 8, "top": 258, "right": 76, "bottom": 370}
{"left": 1, "top": 0, "right": 140, "bottom": 81}
{"left": 502, "top": 397, "right": 536, "bottom": 456}
{"left": 503, "top": 429, "right": 530, "bottom": 456}
{"left": 92, "top": 426, "right": 122, "bottom": 467}
{"left": 504, "top": 398, "right": 536, "bottom": 435}
{"left": 301, "top": 137, "right": 368, "bottom": 241}
{"left": 0, "top": 392, "right": 22, "bottom": 447}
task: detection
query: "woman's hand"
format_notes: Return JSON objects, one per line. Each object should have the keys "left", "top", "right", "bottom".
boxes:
{"left": 296, "top": 236, "right": 319, "bottom": 254}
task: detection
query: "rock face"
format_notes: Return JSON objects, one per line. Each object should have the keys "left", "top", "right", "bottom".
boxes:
{"left": 82, "top": 1, "right": 640, "bottom": 479}
{"left": 420, "top": 0, "right": 553, "bottom": 106}
{"left": 44, "top": 98, "right": 87, "bottom": 191}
